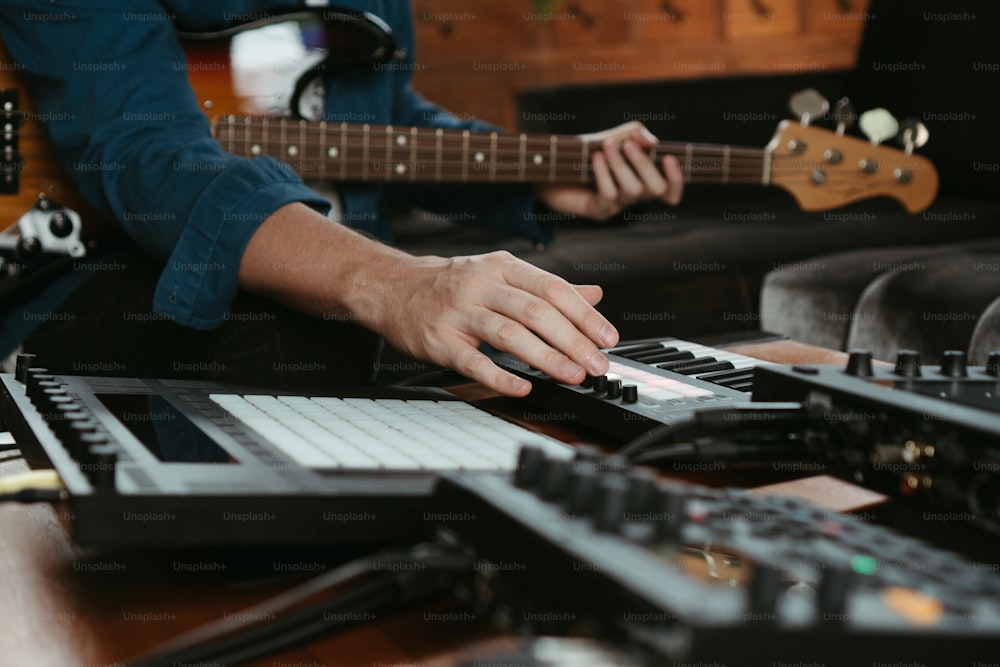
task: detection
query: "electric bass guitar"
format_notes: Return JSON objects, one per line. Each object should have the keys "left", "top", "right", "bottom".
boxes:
{"left": 0, "top": 8, "right": 938, "bottom": 273}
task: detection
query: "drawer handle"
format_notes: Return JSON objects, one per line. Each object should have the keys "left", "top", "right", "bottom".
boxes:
{"left": 660, "top": 1, "right": 687, "bottom": 22}
{"left": 565, "top": 2, "right": 598, "bottom": 28}
{"left": 751, "top": 0, "right": 773, "bottom": 18}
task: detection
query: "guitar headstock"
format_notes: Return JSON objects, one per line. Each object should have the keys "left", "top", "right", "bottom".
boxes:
{"left": 767, "top": 91, "right": 938, "bottom": 213}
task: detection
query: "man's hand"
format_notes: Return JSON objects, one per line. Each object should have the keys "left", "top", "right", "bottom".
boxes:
{"left": 359, "top": 250, "right": 618, "bottom": 397}
{"left": 240, "top": 204, "right": 618, "bottom": 397}
{"left": 537, "top": 121, "right": 685, "bottom": 220}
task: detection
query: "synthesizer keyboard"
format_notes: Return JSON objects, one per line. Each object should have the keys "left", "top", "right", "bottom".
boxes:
{"left": 433, "top": 446, "right": 1000, "bottom": 666}
{"left": 0, "top": 360, "right": 572, "bottom": 547}
{"left": 488, "top": 336, "right": 770, "bottom": 441}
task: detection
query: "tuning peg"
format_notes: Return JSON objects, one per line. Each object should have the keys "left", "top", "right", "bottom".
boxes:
{"left": 859, "top": 108, "right": 899, "bottom": 145}
{"left": 897, "top": 118, "right": 929, "bottom": 155}
{"left": 789, "top": 89, "right": 830, "bottom": 126}
{"left": 831, "top": 97, "right": 856, "bottom": 136}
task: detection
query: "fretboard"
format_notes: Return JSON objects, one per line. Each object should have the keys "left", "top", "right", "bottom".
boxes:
{"left": 213, "top": 115, "right": 768, "bottom": 186}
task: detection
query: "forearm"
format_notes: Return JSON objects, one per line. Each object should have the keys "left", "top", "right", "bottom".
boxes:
{"left": 238, "top": 202, "right": 438, "bottom": 324}
{"left": 238, "top": 202, "right": 616, "bottom": 397}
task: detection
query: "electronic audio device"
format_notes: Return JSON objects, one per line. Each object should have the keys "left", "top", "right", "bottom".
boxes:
{"left": 489, "top": 336, "right": 767, "bottom": 441}
{"left": 751, "top": 349, "right": 1000, "bottom": 535}
{"left": 432, "top": 446, "right": 1000, "bottom": 666}
{"left": 0, "top": 357, "right": 572, "bottom": 547}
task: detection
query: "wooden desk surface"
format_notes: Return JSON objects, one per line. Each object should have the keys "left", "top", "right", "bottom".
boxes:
{"left": 0, "top": 340, "right": 895, "bottom": 666}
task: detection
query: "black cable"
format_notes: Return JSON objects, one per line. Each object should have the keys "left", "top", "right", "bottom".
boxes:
{"left": 212, "top": 577, "right": 399, "bottom": 666}
{"left": 135, "top": 576, "right": 397, "bottom": 667}
{"left": 617, "top": 402, "right": 812, "bottom": 461}
{"left": 631, "top": 436, "right": 806, "bottom": 465}
{"left": 126, "top": 543, "right": 472, "bottom": 667}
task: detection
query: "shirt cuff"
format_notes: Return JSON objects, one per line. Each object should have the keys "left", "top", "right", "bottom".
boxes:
{"left": 152, "top": 158, "right": 330, "bottom": 329}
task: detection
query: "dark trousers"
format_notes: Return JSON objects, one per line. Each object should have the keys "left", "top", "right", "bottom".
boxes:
{"left": 24, "top": 248, "right": 383, "bottom": 389}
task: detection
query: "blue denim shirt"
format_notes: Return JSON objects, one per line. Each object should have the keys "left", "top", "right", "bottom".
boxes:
{"left": 0, "top": 0, "right": 546, "bottom": 354}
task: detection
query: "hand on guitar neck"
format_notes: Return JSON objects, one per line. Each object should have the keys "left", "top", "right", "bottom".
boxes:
{"left": 536, "top": 122, "right": 685, "bottom": 221}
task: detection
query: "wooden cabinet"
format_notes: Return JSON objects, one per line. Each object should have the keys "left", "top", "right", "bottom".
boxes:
{"left": 411, "top": 0, "right": 869, "bottom": 130}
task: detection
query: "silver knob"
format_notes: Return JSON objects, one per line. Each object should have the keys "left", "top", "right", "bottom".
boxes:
{"left": 859, "top": 108, "right": 899, "bottom": 145}
{"left": 789, "top": 89, "right": 830, "bottom": 126}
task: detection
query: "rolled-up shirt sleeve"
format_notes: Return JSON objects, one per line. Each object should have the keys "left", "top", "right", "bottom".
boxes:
{"left": 0, "top": 1, "right": 328, "bottom": 329}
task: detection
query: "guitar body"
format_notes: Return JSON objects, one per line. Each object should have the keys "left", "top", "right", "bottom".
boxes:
{"left": 0, "top": 40, "right": 108, "bottom": 243}
{"left": 0, "top": 8, "right": 394, "bottom": 245}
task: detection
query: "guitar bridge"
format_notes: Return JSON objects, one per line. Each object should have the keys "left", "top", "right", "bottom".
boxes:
{"left": 0, "top": 194, "right": 86, "bottom": 279}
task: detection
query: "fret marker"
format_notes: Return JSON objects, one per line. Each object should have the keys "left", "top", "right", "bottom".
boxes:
{"left": 396, "top": 135, "right": 407, "bottom": 146}
{"left": 395, "top": 163, "right": 407, "bottom": 175}
{"left": 327, "top": 147, "right": 339, "bottom": 159}
{"left": 533, "top": 154, "right": 544, "bottom": 165}
{"left": 250, "top": 144, "right": 262, "bottom": 156}
{"left": 287, "top": 146, "right": 299, "bottom": 157}
{"left": 474, "top": 152, "right": 485, "bottom": 163}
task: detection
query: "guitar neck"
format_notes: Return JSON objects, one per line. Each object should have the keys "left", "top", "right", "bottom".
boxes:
{"left": 212, "top": 115, "right": 768, "bottom": 186}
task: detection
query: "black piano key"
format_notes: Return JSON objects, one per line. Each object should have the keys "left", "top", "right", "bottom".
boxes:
{"left": 728, "top": 380, "right": 756, "bottom": 392}
{"left": 672, "top": 361, "right": 736, "bottom": 376}
{"left": 624, "top": 348, "right": 688, "bottom": 364}
{"left": 696, "top": 367, "right": 756, "bottom": 383}
{"left": 712, "top": 374, "right": 756, "bottom": 389}
{"left": 612, "top": 342, "right": 673, "bottom": 357}
{"left": 628, "top": 350, "right": 694, "bottom": 365}
{"left": 657, "top": 356, "right": 716, "bottom": 371}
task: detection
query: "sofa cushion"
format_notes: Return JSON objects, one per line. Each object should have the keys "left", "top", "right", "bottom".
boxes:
{"left": 761, "top": 233, "right": 1000, "bottom": 360}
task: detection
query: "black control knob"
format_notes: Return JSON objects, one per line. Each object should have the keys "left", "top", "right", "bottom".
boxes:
{"left": 41, "top": 393, "right": 76, "bottom": 423}
{"left": 24, "top": 369, "right": 52, "bottom": 402}
{"left": 514, "top": 446, "right": 547, "bottom": 489}
{"left": 606, "top": 379, "right": 623, "bottom": 399}
{"left": 622, "top": 384, "right": 638, "bottom": 403}
{"left": 565, "top": 466, "right": 600, "bottom": 514}
{"left": 593, "top": 474, "right": 630, "bottom": 533}
{"left": 84, "top": 443, "right": 117, "bottom": 491}
{"left": 651, "top": 486, "right": 685, "bottom": 544}
{"left": 626, "top": 469, "right": 659, "bottom": 514}
{"left": 75, "top": 431, "right": 107, "bottom": 467}
{"left": 893, "top": 350, "right": 921, "bottom": 377}
{"left": 14, "top": 354, "right": 37, "bottom": 383}
{"left": 817, "top": 564, "right": 852, "bottom": 622}
{"left": 29, "top": 380, "right": 62, "bottom": 406}
{"left": 591, "top": 375, "right": 609, "bottom": 393}
{"left": 580, "top": 375, "right": 596, "bottom": 389}
{"left": 539, "top": 458, "right": 573, "bottom": 501}
{"left": 52, "top": 408, "right": 88, "bottom": 444}
{"left": 844, "top": 349, "right": 873, "bottom": 377}
{"left": 939, "top": 350, "right": 967, "bottom": 377}
{"left": 748, "top": 565, "right": 781, "bottom": 621}
{"left": 573, "top": 445, "right": 604, "bottom": 463}
{"left": 66, "top": 421, "right": 101, "bottom": 460}
{"left": 986, "top": 350, "right": 1000, "bottom": 377}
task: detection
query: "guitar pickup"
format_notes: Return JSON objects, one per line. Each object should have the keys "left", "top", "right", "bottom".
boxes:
{"left": 1, "top": 89, "right": 21, "bottom": 195}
